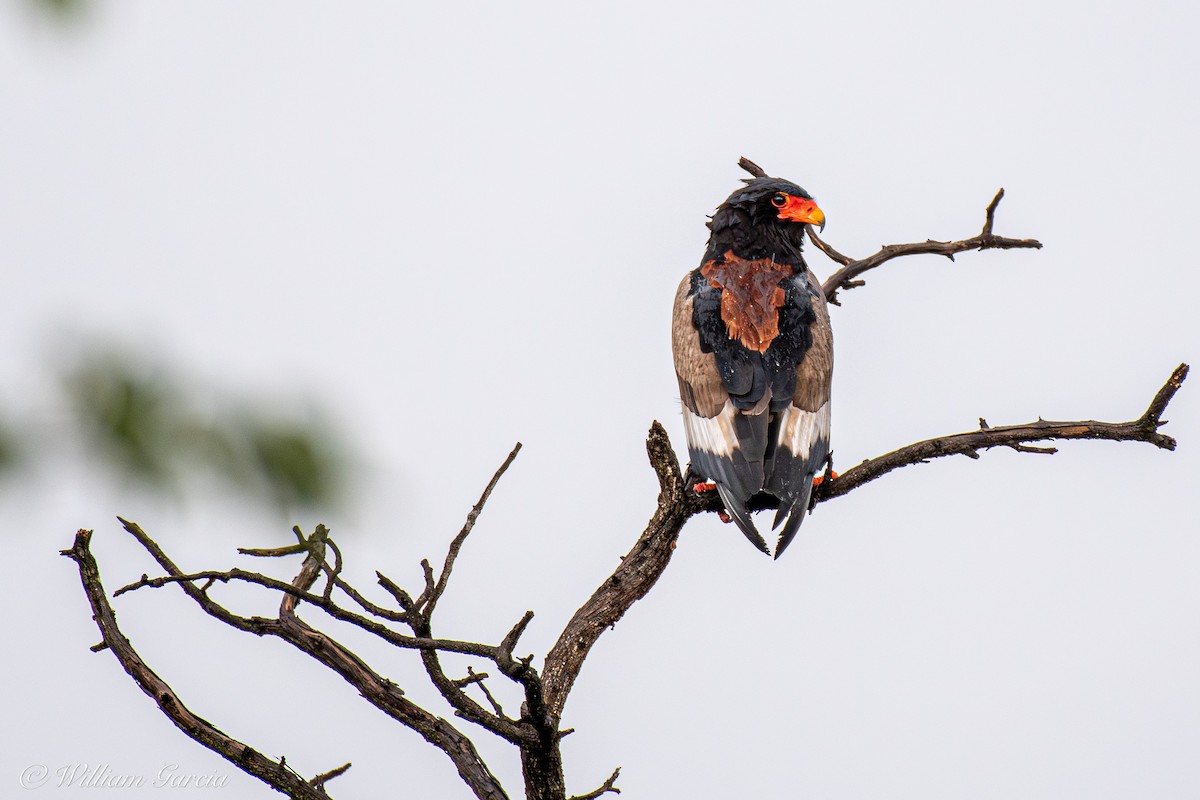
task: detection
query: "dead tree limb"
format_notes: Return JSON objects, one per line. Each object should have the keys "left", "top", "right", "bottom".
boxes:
{"left": 78, "top": 447, "right": 570, "bottom": 799}
{"left": 811, "top": 189, "right": 1043, "bottom": 305}
{"left": 541, "top": 422, "right": 688, "bottom": 721}
{"left": 567, "top": 768, "right": 621, "bottom": 800}
{"left": 105, "top": 519, "right": 513, "bottom": 800}
{"left": 61, "top": 529, "right": 341, "bottom": 800}
{"left": 813, "top": 363, "right": 1187, "bottom": 503}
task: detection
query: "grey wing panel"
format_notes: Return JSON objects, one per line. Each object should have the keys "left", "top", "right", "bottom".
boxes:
{"left": 672, "top": 276, "right": 728, "bottom": 418}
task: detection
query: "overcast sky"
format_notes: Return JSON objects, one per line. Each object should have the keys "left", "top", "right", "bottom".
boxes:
{"left": 3, "top": 1, "right": 1198, "bottom": 798}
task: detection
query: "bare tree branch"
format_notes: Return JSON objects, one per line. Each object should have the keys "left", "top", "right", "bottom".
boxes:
{"left": 109, "top": 519, "right": 513, "bottom": 800}
{"left": 117, "top": 535, "right": 535, "bottom": 743}
{"left": 811, "top": 188, "right": 1043, "bottom": 305}
{"left": 112, "top": 565, "right": 500, "bottom": 659}
{"left": 403, "top": 445, "right": 544, "bottom": 748}
{"left": 568, "top": 768, "right": 621, "bottom": 800}
{"left": 542, "top": 421, "right": 689, "bottom": 720}
{"left": 813, "top": 363, "right": 1187, "bottom": 503}
{"left": 1144, "top": 362, "right": 1189, "bottom": 422}
{"left": 309, "top": 763, "right": 352, "bottom": 791}
{"left": 375, "top": 570, "right": 415, "bottom": 611}
{"left": 458, "top": 666, "right": 508, "bottom": 719}
{"left": 61, "top": 529, "right": 337, "bottom": 800}
{"left": 736, "top": 156, "right": 768, "bottom": 178}
{"left": 425, "top": 442, "right": 522, "bottom": 618}
{"left": 687, "top": 363, "right": 1187, "bottom": 513}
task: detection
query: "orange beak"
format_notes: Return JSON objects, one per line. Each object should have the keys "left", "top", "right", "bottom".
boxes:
{"left": 778, "top": 196, "right": 825, "bottom": 231}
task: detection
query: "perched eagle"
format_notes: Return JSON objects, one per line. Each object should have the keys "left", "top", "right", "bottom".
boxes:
{"left": 672, "top": 175, "right": 833, "bottom": 558}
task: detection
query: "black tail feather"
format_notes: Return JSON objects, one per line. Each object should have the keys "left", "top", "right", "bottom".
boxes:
{"left": 771, "top": 476, "right": 815, "bottom": 559}
{"left": 715, "top": 483, "right": 770, "bottom": 555}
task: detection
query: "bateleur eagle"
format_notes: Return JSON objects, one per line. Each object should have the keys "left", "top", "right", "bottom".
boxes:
{"left": 672, "top": 175, "right": 832, "bottom": 558}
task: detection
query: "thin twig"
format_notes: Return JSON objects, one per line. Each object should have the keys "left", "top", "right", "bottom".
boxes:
{"left": 1143, "top": 363, "right": 1189, "bottom": 423}
{"left": 461, "top": 666, "right": 507, "bottom": 718}
{"left": 454, "top": 669, "right": 489, "bottom": 688}
{"left": 376, "top": 571, "right": 415, "bottom": 613}
{"left": 1006, "top": 442, "right": 1058, "bottom": 455}
{"left": 321, "top": 537, "right": 344, "bottom": 603}
{"left": 568, "top": 767, "right": 622, "bottom": 800}
{"left": 401, "top": 443, "right": 543, "bottom": 749}
{"left": 815, "top": 188, "right": 1043, "bottom": 305}
{"left": 498, "top": 610, "right": 535, "bottom": 667}
{"left": 415, "top": 559, "right": 436, "bottom": 611}
{"left": 737, "top": 156, "right": 768, "bottom": 179}
{"left": 982, "top": 188, "right": 1005, "bottom": 236}
{"left": 113, "top": 567, "right": 508, "bottom": 661}
{"left": 424, "top": 443, "right": 522, "bottom": 618}
{"left": 309, "top": 762, "right": 352, "bottom": 790}
{"left": 805, "top": 230, "right": 856, "bottom": 269}
{"left": 238, "top": 543, "right": 307, "bottom": 557}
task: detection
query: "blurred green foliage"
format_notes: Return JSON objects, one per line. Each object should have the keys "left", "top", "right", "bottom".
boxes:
{"left": 0, "top": 416, "right": 19, "bottom": 474}
{"left": 248, "top": 424, "right": 332, "bottom": 508}
{"left": 7, "top": 3, "right": 351, "bottom": 522}
{"left": 26, "top": 0, "right": 89, "bottom": 19}
{"left": 64, "top": 355, "right": 180, "bottom": 487}
{"left": 0, "top": 344, "right": 351, "bottom": 517}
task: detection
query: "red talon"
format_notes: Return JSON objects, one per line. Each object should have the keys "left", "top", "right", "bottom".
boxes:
{"left": 693, "top": 482, "right": 730, "bottom": 522}
{"left": 812, "top": 470, "right": 839, "bottom": 487}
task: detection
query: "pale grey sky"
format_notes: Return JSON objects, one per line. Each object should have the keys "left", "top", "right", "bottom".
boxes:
{"left": 3, "top": 1, "right": 1198, "bottom": 798}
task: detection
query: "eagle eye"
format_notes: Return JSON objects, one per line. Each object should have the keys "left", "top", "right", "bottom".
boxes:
{"left": 771, "top": 193, "right": 787, "bottom": 208}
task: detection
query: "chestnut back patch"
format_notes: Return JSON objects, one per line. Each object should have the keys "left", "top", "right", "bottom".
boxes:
{"left": 700, "top": 252, "right": 795, "bottom": 353}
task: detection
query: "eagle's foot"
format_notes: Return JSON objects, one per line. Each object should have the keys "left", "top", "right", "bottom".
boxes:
{"left": 690, "top": 481, "right": 729, "bottom": 521}
{"left": 812, "top": 470, "right": 839, "bottom": 486}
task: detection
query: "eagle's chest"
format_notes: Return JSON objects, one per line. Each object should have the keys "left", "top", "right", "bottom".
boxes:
{"left": 700, "top": 253, "right": 796, "bottom": 354}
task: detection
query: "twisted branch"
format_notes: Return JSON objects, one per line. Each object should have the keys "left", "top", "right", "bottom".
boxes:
{"left": 62, "top": 530, "right": 341, "bottom": 800}
{"left": 425, "top": 443, "right": 522, "bottom": 617}
{"left": 105, "top": 519, "right": 512, "bottom": 800}
{"left": 811, "top": 190, "right": 1043, "bottom": 305}
{"left": 814, "top": 363, "right": 1187, "bottom": 503}
{"left": 541, "top": 421, "right": 689, "bottom": 721}
{"left": 568, "top": 768, "right": 621, "bottom": 800}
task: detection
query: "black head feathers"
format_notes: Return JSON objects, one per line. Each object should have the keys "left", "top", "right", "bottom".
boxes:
{"left": 704, "top": 177, "right": 822, "bottom": 264}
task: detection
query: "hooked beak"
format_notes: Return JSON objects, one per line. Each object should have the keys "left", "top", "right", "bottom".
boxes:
{"left": 778, "top": 196, "right": 825, "bottom": 232}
